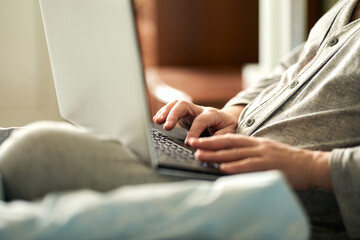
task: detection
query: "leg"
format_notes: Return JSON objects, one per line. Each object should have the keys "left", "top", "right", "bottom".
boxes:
{"left": 0, "top": 121, "right": 181, "bottom": 201}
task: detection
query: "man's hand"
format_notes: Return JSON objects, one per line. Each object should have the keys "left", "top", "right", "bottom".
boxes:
{"left": 153, "top": 100, "right": 244, "bottom": 143}
{"left": 188, "top": 134, "right": 333, "bottom": 191}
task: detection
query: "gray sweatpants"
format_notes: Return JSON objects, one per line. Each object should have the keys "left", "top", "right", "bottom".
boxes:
{"left": 0, "top": 121, "right": 181, "bottom": 201}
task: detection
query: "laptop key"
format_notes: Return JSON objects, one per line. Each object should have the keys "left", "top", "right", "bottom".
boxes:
{"left": 151, "top": 127, "right": 220, "bottom": 170}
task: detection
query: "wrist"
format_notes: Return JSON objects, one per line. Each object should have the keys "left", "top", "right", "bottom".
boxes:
{"left": 222, "top": 105, "right": 246, "bottom": 119}
{"left": 309, "top": 150, "right": 333, "bottom": 190}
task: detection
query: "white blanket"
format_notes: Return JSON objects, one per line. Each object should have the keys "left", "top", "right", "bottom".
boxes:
{"left": 0, "top": 171, "right": 309, "bottom": 240}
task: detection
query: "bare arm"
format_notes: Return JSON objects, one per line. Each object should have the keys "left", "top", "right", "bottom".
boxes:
{"left": 188, "top": 135, "right": 333, "bottom": 191}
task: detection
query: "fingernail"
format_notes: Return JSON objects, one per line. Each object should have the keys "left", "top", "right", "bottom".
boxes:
{"left": 185, "top": 137, "right": 194, "bottom": 145}
{"left": 194, "top": 150, "right": 200, "bottom": 159}
{"left": 220, "top": 164, "right": 227, "bottom": 171}
{"left": 164, "top": 121, "right": 174, "bottom": 130}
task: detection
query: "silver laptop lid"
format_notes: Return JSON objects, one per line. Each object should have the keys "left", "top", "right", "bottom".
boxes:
{"left": 39, "top": 0, "right": 153, "bottom": 161}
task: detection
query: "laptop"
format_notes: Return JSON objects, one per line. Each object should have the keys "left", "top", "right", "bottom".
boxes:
{"left": 39, "top": 0, "right": 223, "bottom": 180}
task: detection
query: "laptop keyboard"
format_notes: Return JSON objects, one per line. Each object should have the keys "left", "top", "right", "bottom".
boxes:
{"left": 150, "top": 127, "right": 220, "bottom": 169}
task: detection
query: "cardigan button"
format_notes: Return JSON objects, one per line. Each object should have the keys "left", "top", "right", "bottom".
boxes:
{"left": 290, "top": 80, "right": 299, "bottom": 89}
{"left": 329, "top": 37, "right": 339, "bottom": 47}
{"left": 246, "top": 118, "right": 255, "bottom": 127}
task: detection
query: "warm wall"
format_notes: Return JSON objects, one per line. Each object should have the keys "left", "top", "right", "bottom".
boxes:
{"left": 0, "top": 0, "right": 62, "bottom": 127}
{"left": 137, "top": 0, "right": 259, "bottom": 68}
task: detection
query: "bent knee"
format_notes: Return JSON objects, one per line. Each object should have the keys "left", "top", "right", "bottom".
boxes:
{"left": 0, "top": 121, "right": 78, "bottom": 156}
{"left": 0, "top": 121, "right": 89, "bottom": 200}
{"left": 0, "top": 122, "right": 78, "bottom": 175}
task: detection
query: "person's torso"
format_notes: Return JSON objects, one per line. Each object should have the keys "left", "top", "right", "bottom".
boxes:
{"left": 238, "top": 0, "right": 360, "bottom": 152}
{"left": 237, "top": 1, "right": 360, "bottom": 238}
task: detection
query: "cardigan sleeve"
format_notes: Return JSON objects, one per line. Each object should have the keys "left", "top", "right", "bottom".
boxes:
{"left": 224, "top": 43, "right": 306, "bottom": 108}
{"left": 330, "top": 146, "right": 360, "bottom": 239}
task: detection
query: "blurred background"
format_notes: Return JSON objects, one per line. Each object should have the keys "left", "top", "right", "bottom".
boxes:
{"left": 0, "top": 0, "right": 337, "bottom": 127}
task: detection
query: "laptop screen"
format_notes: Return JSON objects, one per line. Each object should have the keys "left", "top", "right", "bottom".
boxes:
{"left": 40, "top": 0, "right": 153, "bottom": 161}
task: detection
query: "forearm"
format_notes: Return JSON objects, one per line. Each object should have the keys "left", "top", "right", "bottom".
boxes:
{"left": 309, "top": 150, "right": 333, "bottom": 191}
